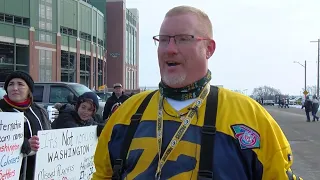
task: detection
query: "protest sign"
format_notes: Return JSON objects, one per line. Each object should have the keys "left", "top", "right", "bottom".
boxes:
{"left": 0, "top": 112, "right": 24, "bottom": 180}
{"left": 34, "top": 126, "right": 98, "bottom": 180}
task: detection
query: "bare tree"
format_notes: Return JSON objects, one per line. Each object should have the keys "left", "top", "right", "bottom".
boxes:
{"left": 302, "top": 85, "right": 317, "bottom": 96}
{"left": 233, "top": 89, "right": 243, "bottom": 94}
{"left": 251, "top": 86, "right": 281, "bottom": 100}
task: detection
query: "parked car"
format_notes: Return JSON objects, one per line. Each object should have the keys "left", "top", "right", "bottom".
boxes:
{"left": 0, "top": 87, "right": 6, "bottom": 99}
{"left": 263, "top": 100, "right": 275, "bottom": 106}
{"left": 0, "top": 82, "right": 105, "bottom": 121}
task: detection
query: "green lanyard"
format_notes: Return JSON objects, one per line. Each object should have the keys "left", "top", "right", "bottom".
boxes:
{"left": 155, "top": 84, "right": 210, "bottom": 180}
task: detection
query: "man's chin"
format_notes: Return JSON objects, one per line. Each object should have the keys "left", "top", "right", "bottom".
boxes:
{"left": 161, "top": 74, "right": 186, "bottom": 88}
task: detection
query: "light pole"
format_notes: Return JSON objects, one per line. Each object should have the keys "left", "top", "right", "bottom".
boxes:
{"left": 243, "top": 89, "right": 248, "bottom": 96}
{"left": 310, "top": 39, "right": 320, "bottom": 97}
{"left": 294, "top": 60, "right": 307, "bottom": 97}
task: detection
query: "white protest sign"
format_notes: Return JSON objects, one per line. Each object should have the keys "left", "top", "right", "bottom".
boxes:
{"left": 34, "top": 126, "right": 98, "bottom": 180}
{"left": 0, "top": 112, "right": 24, "bottom": 180}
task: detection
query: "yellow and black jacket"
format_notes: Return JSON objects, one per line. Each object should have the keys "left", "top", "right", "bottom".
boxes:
{"left": 93, "top": 88, "right": 302, "bottom": 180}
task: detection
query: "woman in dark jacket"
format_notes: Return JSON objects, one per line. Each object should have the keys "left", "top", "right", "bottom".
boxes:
{"left": 52, "top": 92, "right": 105, "bottom": 136}
{"left": 0, "top": 71, "right": 51, "bottom": 180}
{"left": 302, "top": 96, "right": 313, "bottom": 122}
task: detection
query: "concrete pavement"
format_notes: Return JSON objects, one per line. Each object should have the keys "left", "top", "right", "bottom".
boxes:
{"left": 265, "top": 105, "right": 320, "bottom": 180}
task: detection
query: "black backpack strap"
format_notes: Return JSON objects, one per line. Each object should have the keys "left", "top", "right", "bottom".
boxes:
{"left": 198, "top": 86, "right": 219, "bottom": 179}
{"left": 112, "top": 90, "right": 157, "bottom": 180}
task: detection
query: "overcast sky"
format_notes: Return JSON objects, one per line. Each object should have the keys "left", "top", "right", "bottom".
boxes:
{"left": 126, "top": 0, "right": 320, "bottom": 96}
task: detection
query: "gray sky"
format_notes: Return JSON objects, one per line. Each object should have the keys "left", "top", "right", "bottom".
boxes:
{"left": 126, "top": 0, "right": 320, "bottom": 96}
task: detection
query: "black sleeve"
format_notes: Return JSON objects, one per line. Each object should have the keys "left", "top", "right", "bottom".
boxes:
{"left": 39, "top": 106, "right": 52, "bottom": 129}
{"left": 96, "top": 123, "right": 105, "bottom": 137}
{"left": 34, "top": 103, "right": 52, "bottom": 130}
{"left": 53, "top": 112, "right": 79, "bottom": 129}
{"left": 94, "top": 114, "right": 104, "bottom": 123}
{"left": 21, "top": 138, "right": 31, "bottom": 155}
{"left": 103, "top": 99, "right": 112, "bottom": 120}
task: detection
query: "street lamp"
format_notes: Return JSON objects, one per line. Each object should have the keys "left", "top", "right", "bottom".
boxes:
{"left": 243, "top": 89, "right": 248, "bottom": 96}
{"left": 310, "top": 39, "right": 320, "bottom": 97}
{"left": 294, "top": 60, "right": 307, "bottom": 97}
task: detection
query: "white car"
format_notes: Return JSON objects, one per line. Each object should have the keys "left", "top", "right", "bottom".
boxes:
{"left": 0, "top": 87, "right": 6, "bottom": 99}
{"left": 263, "top": 100, "right": 275, "bottom": 106}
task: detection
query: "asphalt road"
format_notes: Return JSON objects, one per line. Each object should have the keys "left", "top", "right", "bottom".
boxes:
{"left": 265, "top": 105, "right": 320, "bottom": 180}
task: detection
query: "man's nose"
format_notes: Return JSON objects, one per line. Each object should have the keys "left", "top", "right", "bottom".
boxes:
{"left": 165, "top": 38, "right": 178, "bottom": 55}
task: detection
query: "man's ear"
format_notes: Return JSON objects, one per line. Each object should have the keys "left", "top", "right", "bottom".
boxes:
{"left": 206, "top": 39, "right": 216, "bottom": 59}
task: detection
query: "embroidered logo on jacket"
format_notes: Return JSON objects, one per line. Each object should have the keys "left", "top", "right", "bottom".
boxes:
{"left": 111, "top": 102, "right": 122, "bottom": 114}
{"left": 231, "top": 124, "right": 260, "bottom": 149}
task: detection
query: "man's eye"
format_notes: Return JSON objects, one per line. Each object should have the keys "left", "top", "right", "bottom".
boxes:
{"left": 159, "top": 38, "right": 168, "bottom": 42}
{"left": 177, "top": 36, "right": 191, "bottom": 41}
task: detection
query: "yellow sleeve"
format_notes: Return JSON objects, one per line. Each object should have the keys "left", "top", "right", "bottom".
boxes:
{"left": 92, "top": 115, "right": 115, "bottom": 179}
{"left": 260, "top": 109, "right": 303, "bottom": 180}
{"left": 263, "top": 146, "right": 303, "bottom": 180}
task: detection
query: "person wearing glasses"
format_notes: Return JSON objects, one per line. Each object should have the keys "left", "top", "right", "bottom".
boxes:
{"left": 93, "top": 6, "right": 302, "bottom": 180}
